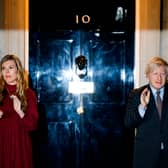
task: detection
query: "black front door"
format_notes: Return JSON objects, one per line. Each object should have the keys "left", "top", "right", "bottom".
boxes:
{"left": 29, "top": 1, "right": 135, "bottom": 168}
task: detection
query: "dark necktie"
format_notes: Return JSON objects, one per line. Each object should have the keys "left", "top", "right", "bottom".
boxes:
{"left": 156, "top": 90, "right": 162, "bottom": 118}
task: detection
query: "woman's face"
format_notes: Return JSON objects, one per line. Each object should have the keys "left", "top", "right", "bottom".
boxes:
{"left": 147, "top": 65, "right": 167, "bottom": 90}
{"left": 1, "top": 60, "right": 18, "bottom": 85}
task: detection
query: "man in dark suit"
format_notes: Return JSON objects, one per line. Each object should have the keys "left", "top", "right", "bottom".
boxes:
{"left": 124, "top": 56, "right": 168, "bottom": 168}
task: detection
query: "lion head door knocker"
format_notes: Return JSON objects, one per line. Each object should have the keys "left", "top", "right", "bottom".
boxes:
{"left": 75, "top": 55, "right": 88, "bottom": 79}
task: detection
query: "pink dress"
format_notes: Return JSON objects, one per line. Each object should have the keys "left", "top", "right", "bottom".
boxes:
{"left": 0, "top": 84, "right": 39, "bottom": 168}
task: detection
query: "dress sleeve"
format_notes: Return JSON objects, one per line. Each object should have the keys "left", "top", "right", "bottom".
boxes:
{"left": 18, "top": 88, "right": 39, "bottom": 132}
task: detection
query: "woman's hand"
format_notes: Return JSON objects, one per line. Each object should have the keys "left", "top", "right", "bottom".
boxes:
{"left": 0, "top": 110, "right": 3, "bottom": 119}
{"left": 10, "top": 95, "right": 25, "bottom": 118}
{"left": 140, "top": 88, "right": 150, "bottom": 108}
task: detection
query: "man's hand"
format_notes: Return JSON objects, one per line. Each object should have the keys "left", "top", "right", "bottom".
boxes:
{"left": 140, "top": 88, "right": 150, "bottom": 108}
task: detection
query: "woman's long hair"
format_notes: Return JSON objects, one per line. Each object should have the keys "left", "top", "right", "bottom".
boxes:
{"left": 0, "top": 54, "right": 28, "bottom": 111}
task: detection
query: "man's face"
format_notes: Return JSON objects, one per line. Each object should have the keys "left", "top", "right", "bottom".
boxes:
{"left": 147, "top": 65, "right": 167, "bottom": 90}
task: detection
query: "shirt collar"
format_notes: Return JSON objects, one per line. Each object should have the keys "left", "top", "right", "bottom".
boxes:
{"left": 149, "top": 84, "right": 164, "bottom": 99}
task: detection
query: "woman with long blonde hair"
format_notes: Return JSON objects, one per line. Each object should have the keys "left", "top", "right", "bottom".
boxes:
{"left": 0, "top": 54, "right": 39, "bottom": 168}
